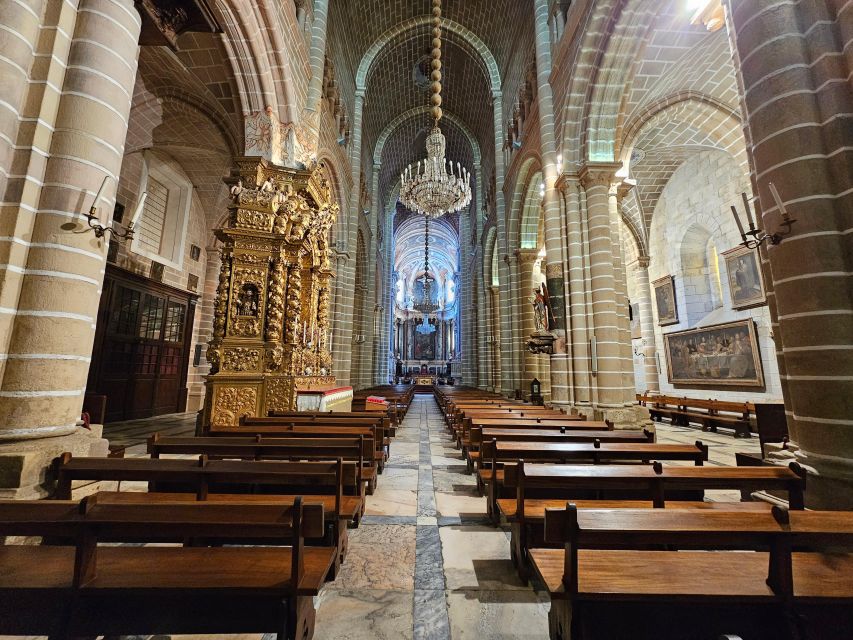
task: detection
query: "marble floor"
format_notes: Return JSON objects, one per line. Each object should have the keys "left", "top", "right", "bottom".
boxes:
{"left": 4, "top": 396, "right": 761, "bottom": 640}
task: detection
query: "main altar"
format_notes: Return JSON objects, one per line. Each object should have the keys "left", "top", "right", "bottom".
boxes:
{"left": 201, "top": 158, "right": 351, "bottom": 430}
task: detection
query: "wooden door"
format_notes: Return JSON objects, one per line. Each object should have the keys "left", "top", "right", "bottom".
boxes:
{"left": 88, "top": 265, "right": 197, "bottom": 422}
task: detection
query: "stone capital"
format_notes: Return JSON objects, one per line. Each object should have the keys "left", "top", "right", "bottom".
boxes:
{"left": 636, "top": 254, "right": 651, "bottom": 269}
{"left": 555, "top": 172, "right": 580, "bottom": 192}
{"left": 578, "top": 162, "right": 623, "bottom": 189}
{"left": 515, "top": 248, "right": 540, "bottom": 265}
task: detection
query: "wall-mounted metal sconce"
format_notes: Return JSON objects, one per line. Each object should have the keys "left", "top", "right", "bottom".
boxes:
{"left": 80, "top": 176, "right": 143, "bottom": 243}
{"left": 590, "top": 336, "right": 598, "bottom": 375}
{"left": 730, "top": 183, "right": 796, "bottom": 250}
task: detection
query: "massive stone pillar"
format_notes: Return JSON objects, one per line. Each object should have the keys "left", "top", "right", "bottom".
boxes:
{"left": 559, "top": 175, "right": 592, "bottom": 407}
{"left": 533, "top": 0, "right": 570, "bottom": 406}
{"left": 632, "top": 256, "right": 660, "bottom": 394}
{"left": 332, "top": 90, "right": 365, "bottom": 386}
{"left": 611, "top": 184, "right": 636, "bottom": 406}
{"left": 578, "top": 163, "right": 640, "bottom": 424}
{"left": 489, "top": 285, "right": 502, "bottom": 392}
{"left": 0, "top": 0, "right": 141, "bottom": 497}
{"left": 725, "top": 0, "right": 853, "bottom": 508}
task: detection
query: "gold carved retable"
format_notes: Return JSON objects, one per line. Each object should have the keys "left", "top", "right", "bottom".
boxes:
{"left": 202, "top": 157, "right": 339, "bottom": 430}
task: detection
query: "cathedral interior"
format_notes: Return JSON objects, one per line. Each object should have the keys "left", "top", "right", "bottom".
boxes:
{"left": 0, "top": 0, "right": 851, "bottom": 639}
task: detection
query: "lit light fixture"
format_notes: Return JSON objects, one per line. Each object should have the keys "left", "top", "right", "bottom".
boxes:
{"left": 689, "top": 0, "right": 724, "bottom": 32}
{"left": 399, "top": 0, "right": 472, "bottom": 219}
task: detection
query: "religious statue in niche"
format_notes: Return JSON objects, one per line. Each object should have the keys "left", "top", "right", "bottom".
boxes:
{"left": 531, "top": 283, "right": 555, "bottom": 332}
{"left": 235, "top": 284, "right": 259, "bottom": 317}
{"left": 527, "top": 283, "right": 557, "bottom": 354}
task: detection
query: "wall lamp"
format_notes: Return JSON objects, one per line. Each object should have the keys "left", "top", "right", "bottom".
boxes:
{"left": 730, "top": 183, "right": 796, "bottom": 250}
{"left": 75, "top": 176, "right": 143, "bottom": 243}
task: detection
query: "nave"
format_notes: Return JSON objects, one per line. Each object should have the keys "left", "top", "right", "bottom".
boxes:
{"left": 1, "top": 392, "right": 767, "bottom": 640}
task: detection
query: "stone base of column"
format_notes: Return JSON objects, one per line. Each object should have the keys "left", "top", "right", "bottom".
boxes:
{"left": 0, "top": 426, "right": 108, "bottom": 500}
{"left": 791, "top": 448, "right": 853, "bottom": 511}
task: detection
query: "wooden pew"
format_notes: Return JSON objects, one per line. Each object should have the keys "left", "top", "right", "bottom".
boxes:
{"left": 0, "top": 496, "right": 334, "bottom": 639}
{"left": 531, "top": 505, "right": 853, "bottom": 640}
{"left": 459, "top": 417, "right": 612, "bottom": 452}
{"left": 466, "top": 426, "right": 648, "bottom": 474}
{"left": 638, "top": 393, "right": 754, "bottom": 438}
{"left": 149, "top": 432, "right": 379, "bottom": 494}
{"left": 480, "top": 442, "right": 710, "bottom": 522}
{"left": 231, "top": 415, "right": 390, "bottom": 471}
{"left": 502, "top": 461, "right": 807, "bottom": 581}
{"left": 54, "top": 453, "right": 364, "bottom": 572}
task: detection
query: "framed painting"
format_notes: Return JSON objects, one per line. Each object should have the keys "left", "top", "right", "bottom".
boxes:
{"left": 652, "top": 275, "right": 678, "bottom": 326}
{"left": 663, "top": 319, "right": 764, "bottom": 388}
{"left": 722, "top": 245, "right": 766, "bottom": 309}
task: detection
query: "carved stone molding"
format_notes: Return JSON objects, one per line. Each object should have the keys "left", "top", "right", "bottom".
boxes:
{"left": 135, "top": 0, "right": 220, "bottom": 50}
{"left": 579, "top": 162, "right": 623, "bottom": 190}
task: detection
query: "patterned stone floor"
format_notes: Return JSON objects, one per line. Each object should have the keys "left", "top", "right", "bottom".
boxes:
{"left": 3, "top": 395, "right": 761, "bottom": 640}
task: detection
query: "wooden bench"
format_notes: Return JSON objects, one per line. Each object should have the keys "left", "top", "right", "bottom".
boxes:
{"left": 231, "top": 416, "right": 390, "bottom": 470}
{"left": 531, "top": 505, "right": 853, "bottom": 640}
{"left": 54, "top": 453, "right": 365, "bottom": 572}
{"left": 466, "top": 426, "right": 647, "bottom": 473}
{"left": 460, "top": 417, "right": 613, "bottom": 454}
{"left": 639, "top": 394, "right": 754, "bottom": 438}
{"left": 0, "top": 496, "right": 334, "bottom": 639}
{"left": 480, "top": 442, "right": 711, "bottom": 522}
{"left": 149, "top": 432, "right": 379, "bottom": 494}
{"left": 501, "top": 459, "right": 806, "bottom": 582}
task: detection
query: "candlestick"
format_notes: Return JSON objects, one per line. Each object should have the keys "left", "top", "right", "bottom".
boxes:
{"left": 130, "top": 192, "right": 147, "bottom": 227}
{"left": 90, "top": 176, "right": 110, "bottom": 216}
{"left": 730, "top": 205, "right": 746, "bottom": 240}
{"left": 768, "top": 182, "right": 789, "bottom": 220}
{"left": 741, "top": 192, "right": 755, "bottom": 230}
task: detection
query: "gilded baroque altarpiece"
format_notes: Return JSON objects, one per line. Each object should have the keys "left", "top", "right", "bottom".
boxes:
{"left": 202, "top": 158, "right": 338, "bottom": 429}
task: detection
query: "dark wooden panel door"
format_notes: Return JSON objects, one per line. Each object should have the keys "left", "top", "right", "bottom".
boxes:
{"left": 87, "top": 265, "right": 197, "bottom": 422}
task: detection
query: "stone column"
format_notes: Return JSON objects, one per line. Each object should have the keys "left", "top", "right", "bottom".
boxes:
{"left": 0, "top": 0, "right": 141, "bottom": 497}
{"left": 559, "top": 175, "right": 592, "bottom": 406}
{"left": 489, "top": 285, "right": 502, "bottom": 392}
{"left": 517, "top": 249, "right": 540, "bottom": 392}
{"left": 579, "top": 163, "right": 624, "bottom": 410}
{"left": 459, "top": 207, "right": 474, "bottom": 385}
{"left": 188, "top": 247, "right": 224, "bottom": 410}
{"left": 632, "top": 255, "right": 660, "bottom": 393}
{"left": 304, "top": 0, "right": 329, "bottom": 114}
{"left": 725, "top": 0, "right": 853, "bottom": 508}
{"left": 332, "top": 90, "right": 365, "bottom": 386}
{"left": 376, "top": 214, "right": 394, "bottom": 384}
{"left": 533, "top": 0, "right": 570, "bottom": 407}
{"left": 611, "top": 183, "right": 636, "bottom": 406}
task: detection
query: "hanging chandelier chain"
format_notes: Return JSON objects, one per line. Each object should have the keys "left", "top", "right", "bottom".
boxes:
{"left": 399, "top": 0, "right": 472, "bottom": 219}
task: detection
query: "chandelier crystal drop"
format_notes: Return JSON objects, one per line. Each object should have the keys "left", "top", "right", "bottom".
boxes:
{"left": 399, "top": 0, "right": 472, "bottom": 219}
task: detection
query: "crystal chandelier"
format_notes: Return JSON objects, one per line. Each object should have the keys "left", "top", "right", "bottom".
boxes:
{"left": 400, "top": 0, "right": 471, "bottom": 219}
{"left": 414, "top": 217, "right": 438, "bottom": 334}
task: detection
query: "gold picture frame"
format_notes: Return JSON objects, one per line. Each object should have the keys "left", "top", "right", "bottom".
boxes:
{"left": 722, "top": 245, "right": 766, "bottom": 310}
{"left": 652, "top": 275, "right": 678, "bottom": 326}
{"left": 663, "top": 319, "right": 764, "bottom": 388}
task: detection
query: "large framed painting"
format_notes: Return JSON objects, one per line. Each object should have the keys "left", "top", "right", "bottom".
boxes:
{"left": 722, "top": 245, "right": 766, "bottom": 309}
{"left": 663, "top": 319, "right": 764, "bottom": 388}
{"left": 413, "top": 330, "right": 435, "bottom": 360}
{"left": 652, "top": 275, "right": 678, "bottom": 326}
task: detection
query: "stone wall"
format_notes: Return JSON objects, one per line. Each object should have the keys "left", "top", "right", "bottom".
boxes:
{"left": 644, "top": 149, "right": 782, "bottom": 401}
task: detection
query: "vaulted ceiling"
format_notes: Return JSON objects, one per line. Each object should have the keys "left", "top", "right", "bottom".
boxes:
{"left": 328, "top": 0, "right": 534, "bottom": 211}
